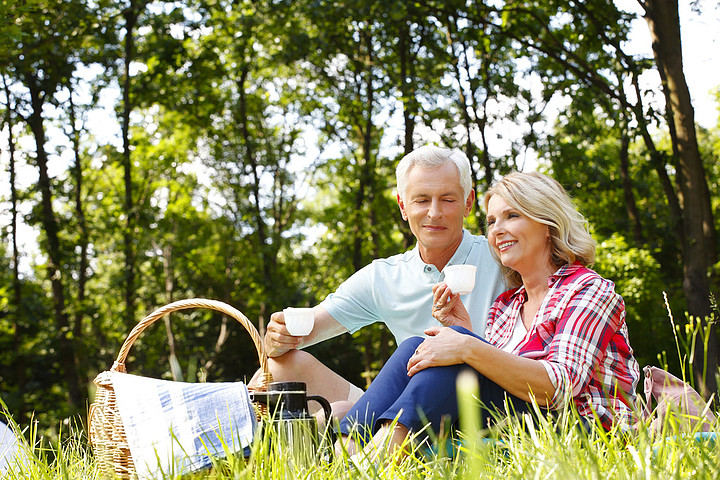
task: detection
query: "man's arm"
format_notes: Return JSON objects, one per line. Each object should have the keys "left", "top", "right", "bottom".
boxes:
{"left": 264, "top": 305, "right": 348, "bottom": 357}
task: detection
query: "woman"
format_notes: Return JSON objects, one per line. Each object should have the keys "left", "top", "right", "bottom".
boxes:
{"left": 337, "top": 172, "right": 640, "bottom": 458}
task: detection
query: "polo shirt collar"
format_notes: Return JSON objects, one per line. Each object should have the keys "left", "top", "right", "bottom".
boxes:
{"left": 411, "top": 229, "right": 473, "bottom": 278}
{"left": 408, "top": 241, "right": 439, "bottom": 278}
{"left": 446, "top": 229, "right": 474, "bottom": 266}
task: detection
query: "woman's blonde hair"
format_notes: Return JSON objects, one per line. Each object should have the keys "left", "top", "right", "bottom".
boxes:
{"left": 483, "top": 172, "right": 595, "bottom": 288}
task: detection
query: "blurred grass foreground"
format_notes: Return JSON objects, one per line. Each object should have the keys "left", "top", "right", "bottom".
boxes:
{"left": 1, "top": 388, "right": 719, "bottom": 480}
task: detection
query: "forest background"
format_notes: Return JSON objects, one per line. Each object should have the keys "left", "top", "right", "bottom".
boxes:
{"left": 1, "top": 0, "right": 719, "bottom": 438}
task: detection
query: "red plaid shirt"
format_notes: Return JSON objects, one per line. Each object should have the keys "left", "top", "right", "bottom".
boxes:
{"left": 486, "top": 263, "right": 639, "bottom": 429}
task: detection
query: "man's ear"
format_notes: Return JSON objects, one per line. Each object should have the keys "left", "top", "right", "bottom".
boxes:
{"left": 397, "top": 194, "right": 408, "bottom": 221}
{"left": 464, "top": 189, "right": 475, "bottom": 217}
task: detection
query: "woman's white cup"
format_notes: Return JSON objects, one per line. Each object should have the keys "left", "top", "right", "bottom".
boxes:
{"left": 283, "top": 307, "right": 315, "bottom": 336}
{"left": 442, "top": 265, "right": 477, "bottom": 295}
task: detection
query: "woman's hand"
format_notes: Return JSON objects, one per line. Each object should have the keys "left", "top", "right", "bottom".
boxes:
{"left": 406, "top": 326, "right": 468, "bottom": 377}
{"left": 431, "top": 283, "right": 473, "bottom": 330}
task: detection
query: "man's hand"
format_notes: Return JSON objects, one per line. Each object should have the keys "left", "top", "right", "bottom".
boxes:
{"left": 263, "top": 306, "right": 348, "bottom": 357}
{"left": 264, "top": 311, "right": 303, "bottom": 357}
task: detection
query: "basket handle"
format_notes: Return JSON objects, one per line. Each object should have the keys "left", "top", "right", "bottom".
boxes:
{"left": 110, "top": 298, "right": 270, "bottom": 384}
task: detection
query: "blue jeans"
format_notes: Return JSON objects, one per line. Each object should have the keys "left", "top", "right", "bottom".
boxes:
{"left": 338, "top": 326, "right": 532, "bottom": 443}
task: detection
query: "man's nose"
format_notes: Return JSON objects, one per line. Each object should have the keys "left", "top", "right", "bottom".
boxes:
{"left": 427, "top": 199, "right": 442, "bottom": 218}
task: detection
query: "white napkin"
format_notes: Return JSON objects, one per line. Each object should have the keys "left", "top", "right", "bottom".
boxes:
{"left": 111, "top": 372, "right": 256, "bottom": 479}
{"left": 0, "top": 420, "right": 21, "bottom": 474}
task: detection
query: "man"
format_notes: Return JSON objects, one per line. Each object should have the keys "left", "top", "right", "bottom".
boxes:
{"left": 254, "top": 145, "right": 505, "bottom": 417}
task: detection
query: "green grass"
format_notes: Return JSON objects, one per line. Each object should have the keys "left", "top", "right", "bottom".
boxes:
{"left": 2, "top": 397, "right": 719, "bottom": 480}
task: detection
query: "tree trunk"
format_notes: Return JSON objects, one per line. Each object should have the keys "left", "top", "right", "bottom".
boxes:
{"left": 238, "top": 62, "right": 271, "bottom": 288}
{"left": 618, "top": 113, "right": 644, "bottom": 244}
{"left": 351, "top": 27, "right": 375, "bottom": 273}
{"left": 25, "top": 72, "right": 83, "bottom": 409}
{"left": 445, "top": 15, "right": 494, "bottom": 231}
{"left": 201, "top": 253, "right": 233, "bottom": 378}
{"left": 474, "top": 43, "right": 494, "bottom": 232}
{"left": 68, "top": 86, "right": 90, "bottom": 394}
{"left": 237, "top": 58, "right": 274, "bottom": 333}
{"left": 356, "top": 26, "right": 379, "bottom": 380}
{"left": 122, "top": 1, "right": 140, "bottom": 329}
{"left": 444, "top": 17, "right": 476, "bottom": 173}
{"left": 398, "top": 19, "right": 415, "bottom": 156}
{"left": 161, "top": 226, "right": 181, "bottom": 381}
{"left": 397, "top": 18, "right": 417, "bottom": 250}
{"left": 4, "top": 75, "right": 26, "bottom": 420}
{"left": 627, "top": 71, "right": 684, "bottom": 244}
{"left": 643, "top": 0, "right": 718, "bottom": 395}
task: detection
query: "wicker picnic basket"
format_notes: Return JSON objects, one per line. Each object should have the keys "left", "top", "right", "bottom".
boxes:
{"left": 88, "top": 298, "right": 273, "bottom": 479}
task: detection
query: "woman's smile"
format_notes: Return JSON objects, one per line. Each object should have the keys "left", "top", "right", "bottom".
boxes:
{"left": 486, "top": 195, "right": 553, "bottom": 277}
{"left": 497, "top": 240, "right": 517, "bottom": 251}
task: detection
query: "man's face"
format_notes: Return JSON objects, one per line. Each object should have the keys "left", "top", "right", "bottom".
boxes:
{"left": 397, "top": 162, "right": 474, "bottom": 258}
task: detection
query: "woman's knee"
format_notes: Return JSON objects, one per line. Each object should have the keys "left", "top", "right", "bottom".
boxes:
{"left": 375, "top": 336, "right": 424, "bottom": 377}
{"left": 395, "top": 336, "right": 425, "bottom": 359}
{"left": 410, "top": 363, "right": 464, "bottom": 387}
{"left": 449, "top": 325, "right": 487, "bottom": 343}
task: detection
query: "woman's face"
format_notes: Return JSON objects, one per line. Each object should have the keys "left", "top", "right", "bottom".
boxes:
{"left": 486, "top": 194, "right": 553, "bottom": 277}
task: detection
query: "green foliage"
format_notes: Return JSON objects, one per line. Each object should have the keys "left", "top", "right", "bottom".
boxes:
{"left": 593, "top": 234, "right": 674, "bottom": 371}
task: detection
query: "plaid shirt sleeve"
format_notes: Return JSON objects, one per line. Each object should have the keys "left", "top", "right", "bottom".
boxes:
{"left": 521, "top": 271, "right": 630, "bottom": 411}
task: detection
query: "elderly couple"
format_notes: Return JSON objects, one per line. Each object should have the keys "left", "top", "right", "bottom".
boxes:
{"left": 252, "top": 145, "right": 639, "bottom": 459}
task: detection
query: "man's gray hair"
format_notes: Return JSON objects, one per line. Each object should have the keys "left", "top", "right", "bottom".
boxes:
{"left": 396, "top": 145, "right": 473, "bottom": 201}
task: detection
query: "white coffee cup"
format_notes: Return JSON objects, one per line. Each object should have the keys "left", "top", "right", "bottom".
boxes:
{"left": 283, "top": 307, "right": 315, "bottom": 336}
{"left": 443, "top": 265, "right": 477, "bottom": 295}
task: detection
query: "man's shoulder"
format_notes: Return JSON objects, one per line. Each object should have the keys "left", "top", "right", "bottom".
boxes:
{"left": 465, "top": 230, "right": 490, "bottom": 246}
{"left": 367, "top": 248, "right": 418, "bottom": 268}
{"left": 461, "top": 230, "right": 495, "bottom": 261}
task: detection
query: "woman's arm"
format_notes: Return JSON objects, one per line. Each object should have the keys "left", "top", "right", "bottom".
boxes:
{"left": 529, "top": 278, "right": 626, "bottom": 409}
{"left": 419, "top": 273, "right": 627, "bottom": 408}
{"left": 407, "top": 327, "right": 556, "bottom": 405}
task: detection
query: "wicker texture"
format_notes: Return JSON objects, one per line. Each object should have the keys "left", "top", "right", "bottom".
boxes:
{"left": 88, "top": 299, "right": 271, "bottom": 479}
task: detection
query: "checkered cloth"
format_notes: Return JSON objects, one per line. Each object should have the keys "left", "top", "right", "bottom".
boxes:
{"left": 111, "top": 372, "right": 256, "bottom": 479}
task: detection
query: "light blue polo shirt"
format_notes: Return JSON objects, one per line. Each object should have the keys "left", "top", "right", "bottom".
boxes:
{"left": 320, "top": 229, "right": 506, "bottom": 343}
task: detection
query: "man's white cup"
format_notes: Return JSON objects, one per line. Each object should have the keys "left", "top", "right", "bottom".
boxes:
{"left": 443, "top": 265, "right": 477, "bottom": 295}
{"left": 283, "top": 307, "right": 315, "bottom": 336}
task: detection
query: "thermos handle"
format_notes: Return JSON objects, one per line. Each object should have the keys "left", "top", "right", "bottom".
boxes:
{"left": 307, "top": 395, "right": 334, "bottom": 442}
{"left": 307, "top": 395, "right": 332, "bottom": 423}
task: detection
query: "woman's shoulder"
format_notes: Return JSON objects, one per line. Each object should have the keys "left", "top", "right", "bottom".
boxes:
{"left": 555, "top": 263, "right": 611, "bottom": 286}
{"left": 551, "top": 264, "right": 620, "bottom": 305}
{"left": 488, "top": 287, "right": 522, "bottom": 320}
{"left": 495, "top": 286, "right": 522, "bottom": 304}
